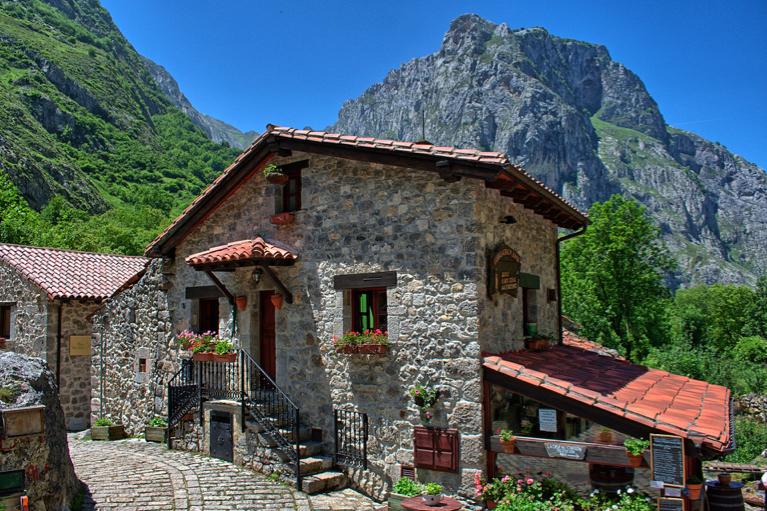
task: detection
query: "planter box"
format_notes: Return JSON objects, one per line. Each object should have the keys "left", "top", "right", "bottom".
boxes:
{"left": 214, "top": 352, "right": 237, "bottom": 363}
{"left": 336, "top": 345, "right": 358, "bottom": 354}
{"left": 388, "top": 493, "right": 413, "bottom": 511}
{"left": 92, "top": 424, "right": 124, "bottom": 441}
{"left": 358, "top": 343, "right": 389, "bottom": 354}
{"left": 270, "top": 212, "right": 295, "bottom": 225}
{"left": 145, "top": 426, "right": 167, "bottom": 443}
{"left": 193, "top": 352, "right": 214, "bottom": 362}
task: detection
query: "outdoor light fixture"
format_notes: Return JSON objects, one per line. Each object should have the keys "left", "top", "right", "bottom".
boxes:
{"left": 251, "top": 268, "right": 262, "bottom": 285}
{"left": 502, "top": 215, "right": 518, "bottom": 224}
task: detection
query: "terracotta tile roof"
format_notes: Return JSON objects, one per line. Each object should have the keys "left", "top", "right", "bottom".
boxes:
{"left": 0, "top": 243, "right": 149, "bottom": 301}
{"left": 145, "top": 125, "right": 588, "bottom": 257}
{"left": 563, "top": 330, "right": 625, "bottom": 360}
{"left": 185, "top": 237, "right": 297, "bottom": 266}
{"left": 483, "top": 345, "right": 732, "bottom": 453}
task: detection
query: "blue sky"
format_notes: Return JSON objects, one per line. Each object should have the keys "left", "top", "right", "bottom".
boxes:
{"left": 101, "top": 0, "right": 766, "bottom": 169}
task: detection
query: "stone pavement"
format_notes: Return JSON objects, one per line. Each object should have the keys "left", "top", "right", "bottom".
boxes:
{"left": 68, "top": 433, "right": 382, "bottom": 511}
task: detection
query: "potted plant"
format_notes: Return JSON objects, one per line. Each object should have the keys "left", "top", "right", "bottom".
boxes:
{"left": 598, "top": 427, "right": 614, "bottom": 444}
{"left": 388, "top": 477, "right": 423, "bottom": 511}
{"left": 192, "top": 340, "right": 214, "bottom": 361}
{"left": 686, "top": 475, "right": 703, "bottom": 500}
{"left": 92, "top": 418, "right": 124, "bottom": 441}
{"left": 332, "top": 332, "right": 360, "bottom": 353}
{"left": 263, "top": 164, "right": 289, "bottom": 185}
{"left": 498, "top": 429, "right": 516, "bottom": 453}
{"left": 519, "top": 421, "right": 534, "bottom": 437}
{"left": 145, "top": 416, "right": 167, "bottom": 443}
{"left": 358, "top": 330, "right": 390, "bottom": 354}
{"left": 623, "top": 437, "right": 650, "bottom": 467}
{"left": 475, "top": 473, "right": 512, "bottom": 510}
{"left": 270, "top": 212, "right": 295, "bottom": 225}
{"left": 409, "top": 384, "right": 438, "bottom": 424}
{"left": 718, "top": 472, "right": 731, "bottom": 486}
{"left": 213, "top": 339, "right": 237, "bottom": 363}
{"left": 422, "top": 482, "right": 443, "bottom": 506}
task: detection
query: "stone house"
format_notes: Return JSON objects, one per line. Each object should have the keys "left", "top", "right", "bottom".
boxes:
{"left": 0, "top": 243, "right": 148, "bottom": 430}
{"left": 92, "top": 126, "right": 732, "bottom": 501}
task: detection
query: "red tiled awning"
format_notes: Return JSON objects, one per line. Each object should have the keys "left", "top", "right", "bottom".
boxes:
{"left": 185, "top": 237, "right": 297, "bottom": 268}
{"left": 483, "top": 345, "right": 733, "bottom": 457}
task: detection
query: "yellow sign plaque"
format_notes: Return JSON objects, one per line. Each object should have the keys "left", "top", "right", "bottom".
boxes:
{"left": 69, "top": 335, "right": 91, "bottom": 356}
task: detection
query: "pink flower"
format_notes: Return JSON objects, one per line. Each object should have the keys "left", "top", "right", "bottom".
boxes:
{"left": 518, "top": 479, "right": 524, "bottom": 484}
{"left": 502, "top": 476, "right": 510, "bottom": 482}
{"left": 546, "top": 472, "right": 552, "bottom": 476}
{"left": 415, "top": 390, "right": 420, "bottom": 394}
{"left": 526, "top": 478, "right": 534, "bottom": 485}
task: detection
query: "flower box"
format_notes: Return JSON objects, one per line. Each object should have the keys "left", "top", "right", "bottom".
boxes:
{"left": 214, "top": 352, "right": 237, "bottom": 363}
{"left": 270, "top": 212, "right": 295, "bottom": 225}
{"left": 336, "top": 345, "right": 358, "bottom": 354}
{"left": 358, "top": 343, "right": 388, "bottom": 354}
{"left": 193, "top": 352, "right": 214, "bottom": 362}
{"left": 92, "top": 424, "right": 124, "bottom": 441}
{"left": 145, "top": 426, "right": 167, "bottom": 443}
{"left": 387, "top": 493, "right": 410, "bottom": 511}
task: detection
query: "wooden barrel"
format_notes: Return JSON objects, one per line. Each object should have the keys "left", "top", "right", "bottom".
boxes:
{"left": 588, "top": 464, "right": 634, "bottom": 495}
{"left": 707, "top": 481, "right": 745, "bottom": 511}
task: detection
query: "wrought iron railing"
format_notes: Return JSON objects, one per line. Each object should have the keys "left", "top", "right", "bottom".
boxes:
{"left": 166, "top": 351, "right": 302, "bottom": 490}
{"left": 240, "top": 350, "right": 302, "bottom": 491}
{"left": 167, "top": 359, "right": 199, "bottom": 447}
{"left": 333, "top": 407, "right": 368, "bottom": 470}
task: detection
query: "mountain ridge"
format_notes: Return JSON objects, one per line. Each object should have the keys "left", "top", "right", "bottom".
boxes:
{"left": 330, "top": 14, "right": 767, "bottom": 287}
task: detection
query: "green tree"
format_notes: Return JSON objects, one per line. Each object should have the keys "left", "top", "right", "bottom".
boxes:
{"left": 743, "top": 277, "right": 767, "bottom": 339}
{"left": 561, "top": 195, "right": 676, "bottom": 360}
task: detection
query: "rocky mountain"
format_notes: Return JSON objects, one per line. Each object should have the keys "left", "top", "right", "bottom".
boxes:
{"left": 330, "top": 14, "right": 767, "bottom": 287}
{"left": 141, "top": 56, "right": 258, "bottom": 150}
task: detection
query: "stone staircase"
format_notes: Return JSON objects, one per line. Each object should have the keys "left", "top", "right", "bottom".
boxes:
{"left": 243, "top": 408, "right": 348, "bottom": 494}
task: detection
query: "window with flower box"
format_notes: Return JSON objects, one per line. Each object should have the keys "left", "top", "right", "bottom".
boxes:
{"left": 353, "top": 288, "right": 387, "bottom": 332}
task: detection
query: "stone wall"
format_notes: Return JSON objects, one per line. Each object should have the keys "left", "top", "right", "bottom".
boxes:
{"left": 0, "top": 263, "right": 48, "bottom": 356}
{"left": 0, "top": 352, "right": 80, "bottom": 511}
{"left": 157, "top": 152, "right": 560, "bottom": 498}
{"left": 90, "top": 259, "right": 174, "bottom": 435}
{"left": 57, "top": 301, "right": 95, "bottom": 430}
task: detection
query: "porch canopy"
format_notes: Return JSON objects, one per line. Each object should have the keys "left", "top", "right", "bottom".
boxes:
{"left": 483, "top": 344, "right": 734, "bottom": 459}
{"left": 185, "top": 237, "right": 297, "bottom": 304}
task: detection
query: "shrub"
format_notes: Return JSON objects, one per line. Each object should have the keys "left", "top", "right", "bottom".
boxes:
{"left": 392, "top": 477, "right": 422, "bottom": 496}
{"left": 148, "top": 417, "right": 167, "bottom": 428}
{"left": 94, "top": 418, "right": 112, "bottom": 427}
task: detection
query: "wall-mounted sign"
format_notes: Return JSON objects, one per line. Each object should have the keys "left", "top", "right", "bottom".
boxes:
{"left": 651, "top": 434, "right": 685, "bottom": 487}
{"left": 544, "top": 442, "right": 587, "bottom": 460}
{"left": 657, "top": 498, "right": 684, "bottom": 511}
{"left": 539, "top": 409, "right": 558, "bottom": 432}
{"left": 69, "top": 335, "right": 91, "bottom": 356}
{"left": 488, "top": 243, "right": 521, "bottom": 298}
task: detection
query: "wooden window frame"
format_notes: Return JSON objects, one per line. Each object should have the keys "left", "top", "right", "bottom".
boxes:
{"left": 198, "top": 298, "right": 220, "bottom": 335}
{"left": 352, "top": 288, "right": 387, "bottom": 333}
{"left": 0, "top": 304, "right": 12, "bottom": 339}
{"left": 281, "top": 169, "right": 302, "bottom": 213}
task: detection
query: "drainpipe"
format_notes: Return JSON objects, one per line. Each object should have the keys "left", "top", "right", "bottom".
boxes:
{"left": 56, "top": 299, "right": 64, "bottom": 389}
{"left": 556, "top": 226, "right": 587, "bottom": 346}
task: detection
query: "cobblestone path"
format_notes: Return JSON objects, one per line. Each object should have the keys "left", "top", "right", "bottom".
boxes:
{"left": 68, "top": 435, "right": 381, "bottom": 511}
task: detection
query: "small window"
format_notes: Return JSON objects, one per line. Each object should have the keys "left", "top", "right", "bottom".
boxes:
{"left": 282, "top": 170, "right": 301, "bottom": 212}
{"left": 198, "top": 298, "right": 219, "bottom": 335}
{"left": 139, "top": 358, "right": 147, "bottom": 373}
{"left": 352, "top": 288, "right": 387, "bottom": 332}
{"left": 0, "top": 304, "right": 12, "bottom": 339}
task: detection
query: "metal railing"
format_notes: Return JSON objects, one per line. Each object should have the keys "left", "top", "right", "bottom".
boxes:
{"left": 333, "top": 408, "right": 368, "bottom": 470}
{"left": 240, "top": 350, "right": 302, "bottom": 491}
{"left": 167, "top": 350, "right": 303, "bottom": 491}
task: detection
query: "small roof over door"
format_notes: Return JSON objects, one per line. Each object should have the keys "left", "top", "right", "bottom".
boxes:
{"left": 185, "top": 237, "right": 297, "bottom": 271}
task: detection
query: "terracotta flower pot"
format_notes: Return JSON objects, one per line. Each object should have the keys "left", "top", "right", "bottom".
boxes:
{"left": 271, "top": 293, "right": 283, "bottom": 310}
{"left": 687, "top": 484, "right": 702, "bottom": 500}
{"left": 627, "top": 452, "right": 643, "bottom": 467}
{"left": 486, "top": 501, "right": 498, "bottom": 510}
{"left": 718, "top": 473, "right": 731, "bottom": 486}
{"left": 270, "top": 212, "right": 295, "bottom": 225}
{"left": 193, "top": 352, "right": 214, "bottom": 362}
{"left": 214, "top": 352, "right": 237, "bottom": 363}
{"left": 500, "top": 438, "right": 516, "bottom": 453}
{"left": 235, "top": 296, "right": 247, "bottom": 311}
{"left": 266, "top": 173, "right": 289, "bottom": 185}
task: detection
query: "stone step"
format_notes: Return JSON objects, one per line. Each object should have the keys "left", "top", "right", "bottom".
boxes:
{"left": 300, "top": 471, "right": 348, "bottom": 494}
{"left": 292, "top": 455, "right": 333, "bottom": 476}
{"left": 273, "top": 441, "right": 323, "bottom": 462}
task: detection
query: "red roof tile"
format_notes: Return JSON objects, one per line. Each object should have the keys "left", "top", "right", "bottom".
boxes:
{"left": 0, "top": 243, "right": 149, "bottom": 301}
{"left": 482, "top": 344, "right": 732, "bottom": 453}
{"left": 145, "top": 125, "right": 589, "bottom": 257}
{"left": 185, "top": 237, "right": 298, "bottom": 266}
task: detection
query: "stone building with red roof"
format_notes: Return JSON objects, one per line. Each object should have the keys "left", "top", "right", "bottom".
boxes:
{"left": 0, "top": 243, "right": 148, "bottom": 429}
{"left": 91, "top": 125, "right": 732, "bottom": 501}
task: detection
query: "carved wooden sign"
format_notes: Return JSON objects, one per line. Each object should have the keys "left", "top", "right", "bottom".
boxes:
{"left": 488, "top": 243, "right": 521, "bottom": 298}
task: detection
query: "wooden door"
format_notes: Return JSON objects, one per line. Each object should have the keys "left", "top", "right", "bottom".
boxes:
{"left": 199, "top": 298, "right": 219, "bottom": 334}
{"left": 259, "top": 291, "right": 277, "bottom": 380}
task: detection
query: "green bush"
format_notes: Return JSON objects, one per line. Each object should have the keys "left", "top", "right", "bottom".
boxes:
{"left": 724, "top": 418, "right": 767, "bottom": 463}
{"left": 94, "top": 418, "right": 112, "bottom": 427}
{"left": 392, "top": 477, "right": 422, "bottom": 496}
{"left": 148, "top": 417, "right": 167, "bottom": 428}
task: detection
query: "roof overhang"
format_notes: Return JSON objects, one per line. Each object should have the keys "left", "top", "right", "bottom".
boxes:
{"left": 483, "top": 346, "right": 734, "bottom": 459}
{"left": 145, "top": 126, "right": 590, "bottom": 258}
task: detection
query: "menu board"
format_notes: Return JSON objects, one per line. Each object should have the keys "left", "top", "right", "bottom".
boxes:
{"left": 657, "top": 498, "right": 684, "bottom": 511}
{"left": 651, "top": 434, "right": 685, "bottom": 487}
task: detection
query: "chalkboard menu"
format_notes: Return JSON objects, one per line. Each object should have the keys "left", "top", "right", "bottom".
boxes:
{"left": 651, "top": 434, "right": 685, "bottom": 487}
{"left": 657, "top": 498, "right": 684, "bottom": 511}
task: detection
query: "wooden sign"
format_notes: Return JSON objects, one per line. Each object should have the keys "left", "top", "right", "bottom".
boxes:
{"left": 488, "top": 243, "right": 521, "bottom": 298}
{"left": 69, "top": 335, "right": 91, "bottom": 356}
{"left": 657, "top": 498, "right": 684, "bottom": 511}
{"left": 651, "top": 434, "right": 685, "bottom": 487}
{"left": 544, "top": 442, "right": 587, "bottom": 460}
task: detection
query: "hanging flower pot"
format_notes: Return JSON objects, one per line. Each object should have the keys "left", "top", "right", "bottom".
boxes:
{"left": 235, "top": 296, "right": 247, "bottom": 311}
{"left": 271, "top": 293, "right": 283, "bottom": 310}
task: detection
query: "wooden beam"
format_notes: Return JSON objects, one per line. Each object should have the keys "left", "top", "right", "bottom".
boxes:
{"left": 267, "top": 137, "right": 292, "bottom": 156}
{"left": 534, "top": 202, "right": 554, "bottom": 215}
{"left": 191, "top": 258, "right": 295, "bottom": 272}
{"left": 436, "top": 160, "right": 460, "bottom": 183}
{"left": 544, "top": 207, "right": 562, "bottom": 220}
{"left": 203, "top": 271, "right": 235, "bottom": 305}
{"left": 486, "top": 435, "right": 650, "bottom": 468}
{"left": 485, "top": 179, "right": 519, "bottom": 192}
{"left": 522, "top": 195, "right": 543, "bottom": 209}
{"left": 260, "top": 265, "right": 293, "bottom": 304}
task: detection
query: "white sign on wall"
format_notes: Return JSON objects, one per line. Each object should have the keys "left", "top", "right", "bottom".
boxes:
{"left": 539, "top": 408, "right": 558, "bottom": 432}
